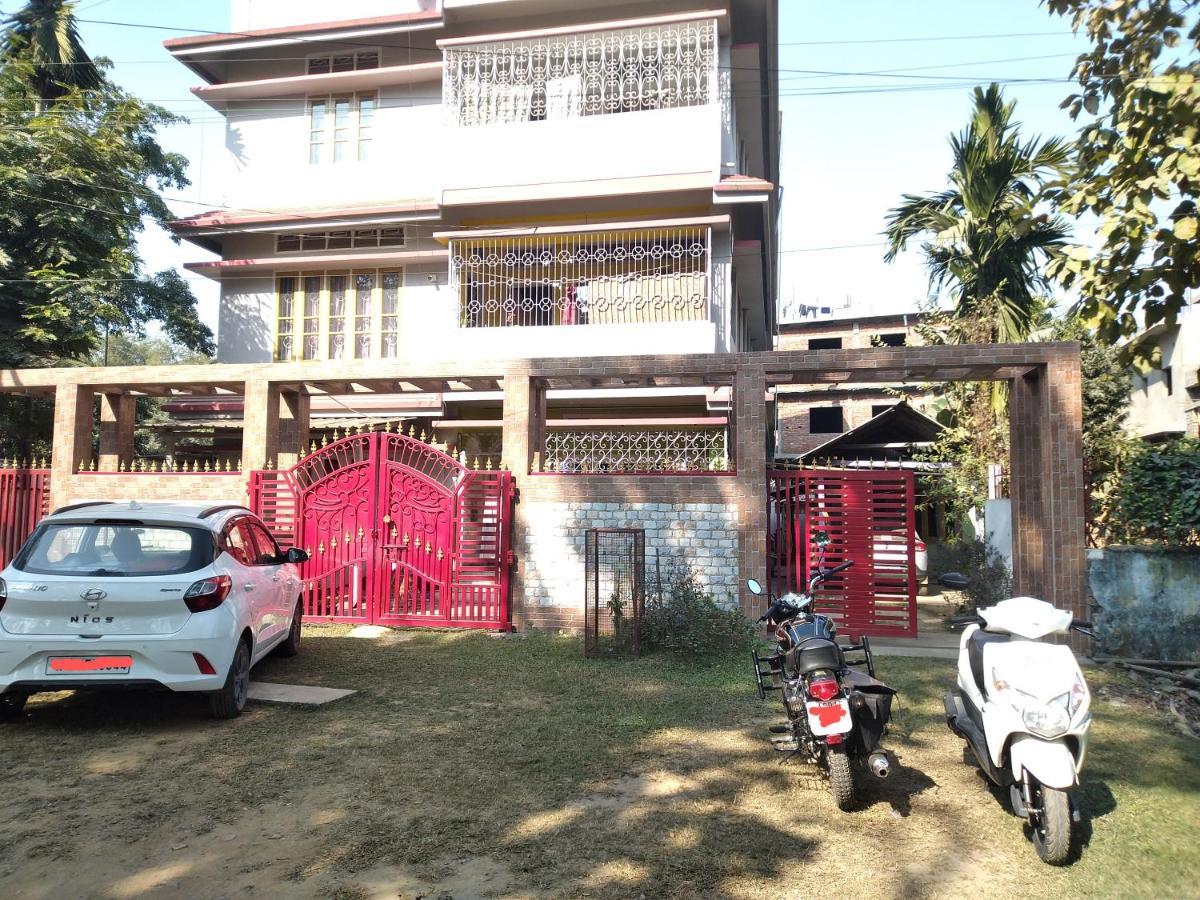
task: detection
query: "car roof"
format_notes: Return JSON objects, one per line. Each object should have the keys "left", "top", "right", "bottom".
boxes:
{"left": 45, "top": 501, "right": 254, "bottom": 530}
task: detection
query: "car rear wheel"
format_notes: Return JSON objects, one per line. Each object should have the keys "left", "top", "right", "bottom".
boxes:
{"left": 275, "top": 599, "right": 302, "bottom": 658}
{"left": 0, "top": 693, "right": 28, "bottom": 723}
{"left": 209, "top": 639, "right": 251, "bottom": 720}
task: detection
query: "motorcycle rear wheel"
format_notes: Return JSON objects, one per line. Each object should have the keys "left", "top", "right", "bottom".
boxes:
{"left": 1030, "top": 785, "right": 1072, "bottom": 865}
{"left": 827, "top": 749, "right": 855, "bottom": 811}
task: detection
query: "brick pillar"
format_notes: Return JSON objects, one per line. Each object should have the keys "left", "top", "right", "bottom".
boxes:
{"left": 1009, "top": 350, "right": 1087, "bottom": 646}
{"left": 50, "top": 384, "right": 94, "bottom": 511}
{"left": 241, "top": 379, "right": 281, "bottom": 472}
{"left": 501, "top": 370, "right": 543, "bottom": 630}
{"left": 734, "top": 368, "right": 768, "bottom": 619}
{"left": 97, "top": 392, "right": 136, "bottom": 472}
{"left": 277, "top": 390, "right": 310, "bottom": 468}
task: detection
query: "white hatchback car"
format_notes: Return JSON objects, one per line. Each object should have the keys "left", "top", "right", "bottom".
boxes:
{"left": 0, "top": 501, "right": 308, "bottom": 721}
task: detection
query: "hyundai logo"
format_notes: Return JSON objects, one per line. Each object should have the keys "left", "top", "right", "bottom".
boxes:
{"left": 80, "top": 589, "right": 108, "bottom": 602}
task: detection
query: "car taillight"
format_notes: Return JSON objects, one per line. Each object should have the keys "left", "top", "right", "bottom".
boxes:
{"left": 916, "top": 540, "right": 926, "bottom": 552}
{"left": 192, "top": 652, "right": 217, "bottom": 675}
{"left": 184, "top": 575, "right": 232, "bottom": 613}
{"left": 0, "top": 577, "right": 6, "bottom": 613}
{"left": 808, "top": 676, "right": 840, "bottom": 702}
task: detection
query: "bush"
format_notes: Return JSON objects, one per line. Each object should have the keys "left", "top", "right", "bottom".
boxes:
{"left": 1107, "top": 438, "right": 1200, "bottom": 547}
{"left": 640, "top": 562, "right": 752, "bottom": 656}
{"left": 929, "top": 537, "right": 1012, "bottom": 614}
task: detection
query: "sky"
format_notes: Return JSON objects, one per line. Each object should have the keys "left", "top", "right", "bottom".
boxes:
{"left": 60, "top": 0, "right": 1097, "bottom": 337}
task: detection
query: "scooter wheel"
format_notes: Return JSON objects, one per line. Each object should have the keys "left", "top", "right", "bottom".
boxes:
{"left": 1030, "top": 785, "right": 1072, "bottom": 865}
{"left": 828, "top": 749, "right": 855, "bottom": 812}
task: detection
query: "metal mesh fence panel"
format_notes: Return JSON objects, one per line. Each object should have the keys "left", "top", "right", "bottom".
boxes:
{"left": 584, "top": 528, "right": 645, "bottom": 657}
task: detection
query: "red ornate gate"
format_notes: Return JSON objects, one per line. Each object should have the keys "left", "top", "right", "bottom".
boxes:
{"left": 768, "top": 469, "right": 917, "bottom": 638}
{"left": 250, "top": 432, "right": 514, "bottom": 630}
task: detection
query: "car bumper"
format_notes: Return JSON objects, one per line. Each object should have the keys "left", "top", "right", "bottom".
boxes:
{"left": 0, "top": 615, "right": 239, "bottom": 696}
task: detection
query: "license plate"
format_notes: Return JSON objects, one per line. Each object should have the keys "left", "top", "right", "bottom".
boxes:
{"left": 807, "top": 699, "right": 853, "bottom": 735}
{"left": 47, "top": 656, "right": 132, "bottom": 675}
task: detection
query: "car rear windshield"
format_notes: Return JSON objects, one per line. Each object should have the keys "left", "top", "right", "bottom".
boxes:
{"left": 14, "top": 522, "right": 214, "bottom": 577}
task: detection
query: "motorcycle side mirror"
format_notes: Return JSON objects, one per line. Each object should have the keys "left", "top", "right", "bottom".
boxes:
{"left": 939, "top": 571, "right": 971, "bottom": 590}
{"left": 813, "top": 531, "right": 830, "bottom": 548}
{"left": 746, "top": 579, "right": 764, "bottom": 596}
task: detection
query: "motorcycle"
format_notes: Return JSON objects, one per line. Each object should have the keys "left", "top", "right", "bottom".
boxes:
{"left": 748, "top": 535, "right": 897, "bottom": 811}
{"left": 942, "top": 577, "right": 1095, "bottom": 865}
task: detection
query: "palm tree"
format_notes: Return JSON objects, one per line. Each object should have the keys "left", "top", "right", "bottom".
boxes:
{"left": 2, "top": 0, "right": 102, "bottom": 107}
{"left": 884, "top": 84, "right": 1071, "bottom": 343}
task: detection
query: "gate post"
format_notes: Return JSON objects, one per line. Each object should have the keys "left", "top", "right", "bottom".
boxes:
{"left": 242, "top": 378, "right": 281, "bottom": 472}
{"left": 50, "top": 383, "right": 94, "bottom": 511}
{"left": 278, "top": 389, "right": 310, "bottom": 468}
{"left": 98, "top": 392, "right": 136, "bottom": 472}
{"left": 734, "top": 367, "right": 768, "bottom": 619}
{"left": 501, "top": 368, "right": 543, "bottom": 629}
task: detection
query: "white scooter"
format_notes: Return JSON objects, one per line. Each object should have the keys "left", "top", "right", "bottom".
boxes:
{"left": 941, "top": 580, "right": 1094, "bottom": 866}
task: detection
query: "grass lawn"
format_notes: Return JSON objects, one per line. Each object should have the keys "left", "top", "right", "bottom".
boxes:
{"left": 1, "top": 627, "right": 1197, "bottom": 899}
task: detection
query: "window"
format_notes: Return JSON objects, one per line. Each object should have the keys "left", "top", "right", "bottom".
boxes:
{"left": 244, "top": 522, "right": 281, "bottom": 566}
{"left": 275, "top": 270, "right": 401, "bottom": 361}
{"left": 1164, "top": 366, "right": 1174, "bottom": 396}
{"left": 223, "top": 522, "right": 254, "bottom": 567}
{"left": 874, "top": 332, "right": 907, "bottom": 347}
{"left": 307, "top": 50, "right": 380, "bottom": 75}
{"left": 16, "top": 524, "right": 213, "bottom": 576}
{"left": 808, "top": 337, "right": 842, "bottom": 350}
{"left": 809, "top": 407, "right": 844, "bottom": 434}
{"left": 276, "top": 227, "right": 406, "bottom": 253}
{"left": 871, "top": 404, "right": 894, "bottom": 419}
{"left": 308, "top": 93, "right": 376, "bottom": 164}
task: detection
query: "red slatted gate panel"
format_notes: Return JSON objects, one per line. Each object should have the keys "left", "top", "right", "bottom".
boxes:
{"left": 768, "top": 469, "right": 917, "bottom": 639}
{"left": 0, "top": 469, "right": 51, "bottom": 571}
{"left": 249, "top": 433, "right": 513, "bottom": 630}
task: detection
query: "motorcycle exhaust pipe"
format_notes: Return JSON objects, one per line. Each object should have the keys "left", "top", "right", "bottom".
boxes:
{"left": 868, "top": 751, "right": 890, "bottom": 779}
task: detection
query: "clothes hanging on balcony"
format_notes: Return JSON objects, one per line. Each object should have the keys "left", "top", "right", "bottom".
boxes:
{"left": 561, "top": 283, "right": 590, "bottom": 325}
{"left": 545, "top": 75, "right": 583, "bottom": 120}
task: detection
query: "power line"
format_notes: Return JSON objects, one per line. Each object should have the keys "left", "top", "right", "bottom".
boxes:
{"left": 778, "top": 30, "right": 1075, "bottom": 46}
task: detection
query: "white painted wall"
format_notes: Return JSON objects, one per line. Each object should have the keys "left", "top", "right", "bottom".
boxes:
{"left": 1127, "top": 304, "right": 1200, "bottom": 439}
{"left": 231, "top": 0, "right": 436, "bottom": 32}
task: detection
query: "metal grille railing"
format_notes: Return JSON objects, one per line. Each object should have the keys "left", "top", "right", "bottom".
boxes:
{"left": 444, "top": 19, "right": 718, "bottom": 127}
{"left": 450, "top": 227, "right": 712, "bottom": 328}
{"left": 542, "top": 427, "right": 730, "bottom": 474}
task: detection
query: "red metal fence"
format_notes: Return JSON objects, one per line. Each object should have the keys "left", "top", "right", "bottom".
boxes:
{"left": 0, "top": 468, "right": 51, "bottom": 571}
{"left": 768, "top": 469, "right": 917, "bottom": 639}
{"left": 250, "top": 432, "right": 514, "bottom": 630}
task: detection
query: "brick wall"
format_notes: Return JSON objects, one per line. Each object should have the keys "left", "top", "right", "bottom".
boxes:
{"left": 60, "top": 473, "right": 249, "bottom": 507}
{"left": 521, "top": 500, "right": 739, "bottom": 620}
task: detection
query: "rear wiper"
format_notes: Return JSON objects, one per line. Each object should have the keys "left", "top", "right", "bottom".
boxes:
{"left": 88, "top": 568, "right": 121, "bottom": 577}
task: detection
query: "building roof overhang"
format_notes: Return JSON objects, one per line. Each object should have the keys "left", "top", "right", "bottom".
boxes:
{"left": 171, "top": 201, "right": 441, "bottom": 238}
{"left": 190, "top": 61, "right": 442, "bottom": 109}
{"left": 184, "top": 248, "right": 450, "bottom": 279}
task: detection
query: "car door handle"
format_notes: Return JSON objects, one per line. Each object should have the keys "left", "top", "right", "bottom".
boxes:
{"left": 244, "top": 583, "right": 255, "bottom": 591}
{"left": 271, "top": 574, "right": 281, "bottom": 583}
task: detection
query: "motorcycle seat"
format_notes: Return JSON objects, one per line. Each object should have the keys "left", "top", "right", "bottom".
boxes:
{"left": 967, "top": 629, "right": 1009, "bottom": 698}
{"left": 785, "top": 637, "right": 843, "bottom": 677}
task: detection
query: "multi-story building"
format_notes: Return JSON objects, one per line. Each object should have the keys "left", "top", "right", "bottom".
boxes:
{"left": 1127, "top": 296, "right": 1200, "bottom": 441}
{"left": 774, "top": 311, "right": 931, "bottom": 457}
{"left": 164, "top": 0, "right": 780, "bottom": 466}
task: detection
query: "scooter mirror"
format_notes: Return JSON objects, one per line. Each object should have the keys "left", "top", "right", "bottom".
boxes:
{"left": 813, "top": 530, "right": 830, "bottom": 548}
{"left": 746, "top": 579, "right": 763, "bottom": 595}
{"left": 939, "top": 571, "right": 971, "bottom": 590}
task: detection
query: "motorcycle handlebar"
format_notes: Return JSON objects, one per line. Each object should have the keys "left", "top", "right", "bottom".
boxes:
{"left": 826, "top": 560, "right": 854, "bottom": 576}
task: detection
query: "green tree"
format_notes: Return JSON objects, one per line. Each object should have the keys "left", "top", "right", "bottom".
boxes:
{"left": 884, "top": 84, "right": 1072, "bottom": 344}
{"left": 1, "top": 0, "right": 101, "bottom": 107}
{"left": 0, "top": 5, "right": 213, "bottom": 370}
{"left": 1044, "top": 0, "right": 1199, "bottom": 353}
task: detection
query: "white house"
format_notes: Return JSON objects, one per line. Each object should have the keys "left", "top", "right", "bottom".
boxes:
{"left": 1127, "top": 296, "right": 1200, "bottom": 442}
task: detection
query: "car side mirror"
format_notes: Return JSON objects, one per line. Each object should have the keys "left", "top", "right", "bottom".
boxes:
{"left": 813, "top": 530, "right": 830, "bottom": 548}
{"left": 285, "top": 547, "right": 309, "bottom": 564}
{"left": 939, "top": 571, "right": 971, "bottom": 590}
{"left": 746, "top": 579, "right": 763, "bottom": 596}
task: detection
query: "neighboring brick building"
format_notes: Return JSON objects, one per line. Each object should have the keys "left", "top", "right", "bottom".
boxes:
{"left": 775, "top": 312, "right": 933, "bottom": 457}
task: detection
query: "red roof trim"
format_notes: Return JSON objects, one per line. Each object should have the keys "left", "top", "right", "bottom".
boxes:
{"left": 172, "top": 201, "right": 440, "bottom": 231}
{"left": 163, "top": 9, "right": 442, "bottom": 51}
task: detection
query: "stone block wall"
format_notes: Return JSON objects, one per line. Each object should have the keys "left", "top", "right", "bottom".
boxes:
{"left": 521, "top": 500, "right": 740, "bottom": 621}
{"left": 61, "top": 474, "right": 249, "bottom": 507}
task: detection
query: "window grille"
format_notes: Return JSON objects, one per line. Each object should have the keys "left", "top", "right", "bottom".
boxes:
{"left": 444, "top": 19, "right": 717, "bottom": 127}
{"left": 307, "top": 50, "right": 380, "bottom": 75}
{"left": 277, "top": 227, "right": 406, "bottom": 253}
{"left": 542, "top": 427, "right": 730, "bottom": 474}
{"left": 449, "top": 226, "right": 711, "bottom": 329}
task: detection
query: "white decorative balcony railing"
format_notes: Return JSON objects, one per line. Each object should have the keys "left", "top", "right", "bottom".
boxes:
{"left": 450, "top": 227, "right": 712, "bottom": 328}
{"left": 444, "top": 19, "right": 718, "bottom": 127}
{"left": 541, "top": 427, "right": 730, "bottom": 474}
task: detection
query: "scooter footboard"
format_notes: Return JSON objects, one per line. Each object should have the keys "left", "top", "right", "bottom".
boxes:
{"left": 1009, "top": 735, "right": 1079, "bottom": 790}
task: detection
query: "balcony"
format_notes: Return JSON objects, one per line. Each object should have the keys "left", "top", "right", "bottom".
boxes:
{"left": 439, "top": 17, "right": 723, "bottom": 194}
{"left": 448, "top": 225, "right": 713, "bottom": 329}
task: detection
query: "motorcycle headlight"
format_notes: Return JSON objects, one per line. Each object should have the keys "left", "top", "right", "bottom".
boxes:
{"left": 1022, "top": 693, "right": 1071, "bottom": 738}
